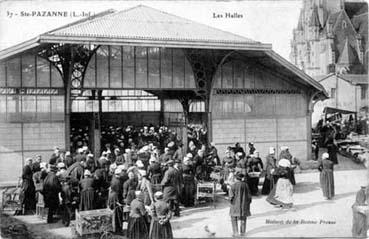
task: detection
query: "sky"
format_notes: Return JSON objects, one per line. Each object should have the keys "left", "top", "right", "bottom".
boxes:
{"left": 0, "top": 0, "right": 302, "bottom": 60}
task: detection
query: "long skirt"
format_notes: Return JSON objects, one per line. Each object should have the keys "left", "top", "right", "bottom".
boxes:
{"left": 182, "top": 175, "right": 195, "bottom": 207}
{"left": 79, "top": 189, "right": 95, "bottom": 211}
{"left": 320, "top": 170, "right": 334, "bottom": 199}
{"left": 247, "top": 177, "right": 259, "bottom": 195}
{"left": 274, "top": 178, "right": 293, "bottom": 205}
{"left": 20, "top": 179, "right": 36, "bottom": 211}
{"left": 128, "top": 216, "right": 149, "bottom": 239}
{"left": 352, "top": 206, "right": 368, "bottom": 237}
{"left": 149, "top": 220, "right": 173, "bottom": 239}
{"left": 261, "top": 176, "right": 274, "bottom": 195}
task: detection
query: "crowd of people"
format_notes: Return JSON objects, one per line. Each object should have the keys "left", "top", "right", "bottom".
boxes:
{"left": 70, "top": 124, "right": 208, "bottom": 155}
{"left": 18, "top": 123, "right": 367, "bottom": 238}
{"left": 19, "top": 124, "right": 219, "bottom": 239}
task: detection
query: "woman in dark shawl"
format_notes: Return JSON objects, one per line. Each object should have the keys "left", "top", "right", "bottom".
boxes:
{"left": 181, "top": 157, "right": 196, "bottom": 207}
{"left": 262, "top": 147, "right": 277, "bottom": 195}
{"left": 43, "top": 165, "right": 61, "bottom": 223}
{"left": 148, "top": 157, "right": 162, "bottom": 184}
{"left": 79, "top": 170, "right": 96, "bottom": 211}
{"left": 123, "top": 171, "right": 139, "bottom": 205}
{"left": 108, "top": 167, "right": 125, "bottom": 233}
{"left": 20, "top": 158, "right": 36, "bottom": 214}
{"left": 137, "top": 170, "right": 154, "bottom": 206}
{"left": 128, "top": 191, "right": 149, "bottom": 239}
{"left": 266, "top": 159, "right": 294, "bottom": 209}
{"left": 246, "top": 153, "right": 263, "bottom": 196}
{"left": 149, "top": 191, "right": 173, "bottom": 239}
{"left": 351, "top": 186, "right": 368, "bottom": 237}
{"left": 318, "top": 152, "right": 335, "bottom": 200}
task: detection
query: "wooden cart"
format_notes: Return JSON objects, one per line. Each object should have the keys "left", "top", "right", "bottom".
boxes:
{"left": 75, "top": 208, "right": 113, "bottom": 236}
{"left": 195, "top": 181, "right": 216, "bottom": 208}
{"left": 2, "top": 177, "right": 22, "bottom": 213}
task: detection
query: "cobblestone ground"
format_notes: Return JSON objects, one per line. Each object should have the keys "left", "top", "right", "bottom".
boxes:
{"left": 1, "top": 155, "right": 367, "bottom": 238}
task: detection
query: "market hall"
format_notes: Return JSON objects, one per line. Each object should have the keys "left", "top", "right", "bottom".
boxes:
{"left": 0, "top": 5, "right": 327, "bottom": 183}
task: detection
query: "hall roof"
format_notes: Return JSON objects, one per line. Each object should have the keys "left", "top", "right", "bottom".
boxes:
{"left": 0, "top": 5, "right": 271, "bottom": 59}
{"left": 0, "top": 5, "right": 327, "bottom": 97}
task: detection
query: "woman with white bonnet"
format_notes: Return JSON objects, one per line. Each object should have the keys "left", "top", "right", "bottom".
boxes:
{"left": 149, "top": 191, "right": 173, "bottom": 239}
{"left": 128, "top": 190, "right": 149, "bottom": 239}
{"left": 318, "top": 152, "right": 335, "bottom": 200}
{"left": 137, "top": 169, "right": 154, "bottom": 206}
{"left": 79, "top": 169, "right": 96, "bottom": 211}
{"left": 267, "top": 158, "right": 294, "bottom": 209}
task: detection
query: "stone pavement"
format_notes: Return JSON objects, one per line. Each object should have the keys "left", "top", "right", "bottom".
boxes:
{"left": 172, "top": 169, "right": 368, "bottom": 238}
{"left": 1, "top": 168, "right": 367, "bottom": 238}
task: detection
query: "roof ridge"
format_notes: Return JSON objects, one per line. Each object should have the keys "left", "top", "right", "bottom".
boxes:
{"left": 353, "top": 12, "right": 368, "bottom": 17}
{"left": 56, "top": 5, "right": 144, "bottom": 31}
{"left": 44, "top": 9, "right": 116, "bottom": 35}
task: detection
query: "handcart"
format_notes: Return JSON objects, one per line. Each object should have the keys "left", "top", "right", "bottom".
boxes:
{"left": 195, "top": 181, "right": 216, "bottom": 208}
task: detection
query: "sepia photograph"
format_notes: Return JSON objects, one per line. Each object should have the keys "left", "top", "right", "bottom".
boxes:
{"left": 0, "top": 0, "right": 368, "bottom": 238}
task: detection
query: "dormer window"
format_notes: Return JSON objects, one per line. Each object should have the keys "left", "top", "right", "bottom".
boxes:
{"left": 342, "top": 21, "right": 347, "bottom": 29}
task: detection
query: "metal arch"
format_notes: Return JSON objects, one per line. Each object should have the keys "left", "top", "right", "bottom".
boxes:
{"left": 38, "top": 44, "right": 99, "bottom": 92}
{"left": 38, "top": 43, "right": 68, "bottom": 81}
{"left": 80, "top": 45, "right": 100, "bottom": 90}
{"left": 70, "top": 45, "right": 99, "bottom": 91}
{"left": 209, "top": 50, "right": 238, "bottom": 90}
{"left": 308, "top": 90, "right": 325, "bottom": 113}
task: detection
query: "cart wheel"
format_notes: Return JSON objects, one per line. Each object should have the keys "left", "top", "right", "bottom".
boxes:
{"left": 62, "top": 206, "right": 71, "bottom": 227}
{"left": 100, "top": 231, "right": 113, "bottom": 239}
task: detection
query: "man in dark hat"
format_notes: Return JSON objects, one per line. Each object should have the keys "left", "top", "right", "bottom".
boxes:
{"left": 233, "top": 143, "right": 245, "bottom": 155}
{"left": 43, "top": 165, "right": 61, "bottom": 223}
{"left": 229, "top": 172, "right": 252, "bottom": 237}
{"left": 161, "top": 160, "right": 181, "bottom": 216}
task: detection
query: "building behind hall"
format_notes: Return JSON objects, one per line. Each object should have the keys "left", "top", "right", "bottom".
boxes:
{"left": 289, "top": 0, "right": 368, "bottom": 124}
{"left": 290, "top": 0, "right": 368, "bottom": 77}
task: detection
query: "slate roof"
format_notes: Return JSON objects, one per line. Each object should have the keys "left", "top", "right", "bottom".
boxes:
{"left": 47, "top": 5, "right": 259, "bottom": 45}
{"left": 339, "top": 74, "right": 368, "bottom": 85}
{"left": 318, "top": 73, "right": 368, "bottom": 85}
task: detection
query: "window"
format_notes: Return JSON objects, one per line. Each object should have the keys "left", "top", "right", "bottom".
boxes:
{"left": 361, "top": 85, "right": 368, "bottom": 100}
{"left": 330, "top": 88, "right": 336, "bottom": 99}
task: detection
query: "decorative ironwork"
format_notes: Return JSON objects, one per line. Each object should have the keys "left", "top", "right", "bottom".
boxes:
{"left": 213, "top": 88, "right": 302, "bottom": 95}
{"left": 183, "top": 49, "right": 229, "bottom": 98}
{"left": 38, "top": 44, "right": 98, "bottom": 93}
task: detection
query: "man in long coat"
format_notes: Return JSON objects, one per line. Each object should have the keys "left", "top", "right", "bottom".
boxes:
{"left": 43, "top": 165, "right": 61, "bottom": 223}
{"left": 66, "top": 159, "right": 85, "bottom": 181}
{"left": 229, "top": 173, "right": 252, "bottom": 237}
{"left": 20, "top": 158, "right": 36, "bottom": 214}
{"left": 161, "top": 160, "right": 180, "bottom": 216}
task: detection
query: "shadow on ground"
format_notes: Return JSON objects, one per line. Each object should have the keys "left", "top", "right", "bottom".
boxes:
{"left": 250, "top": 191, "right": 356, "bottom": 219}
{"left": 293, "top": 182, "right": 321, "bottom": 194}
{"left": 171, "top": 217, "right": 208, "bottom": 231}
